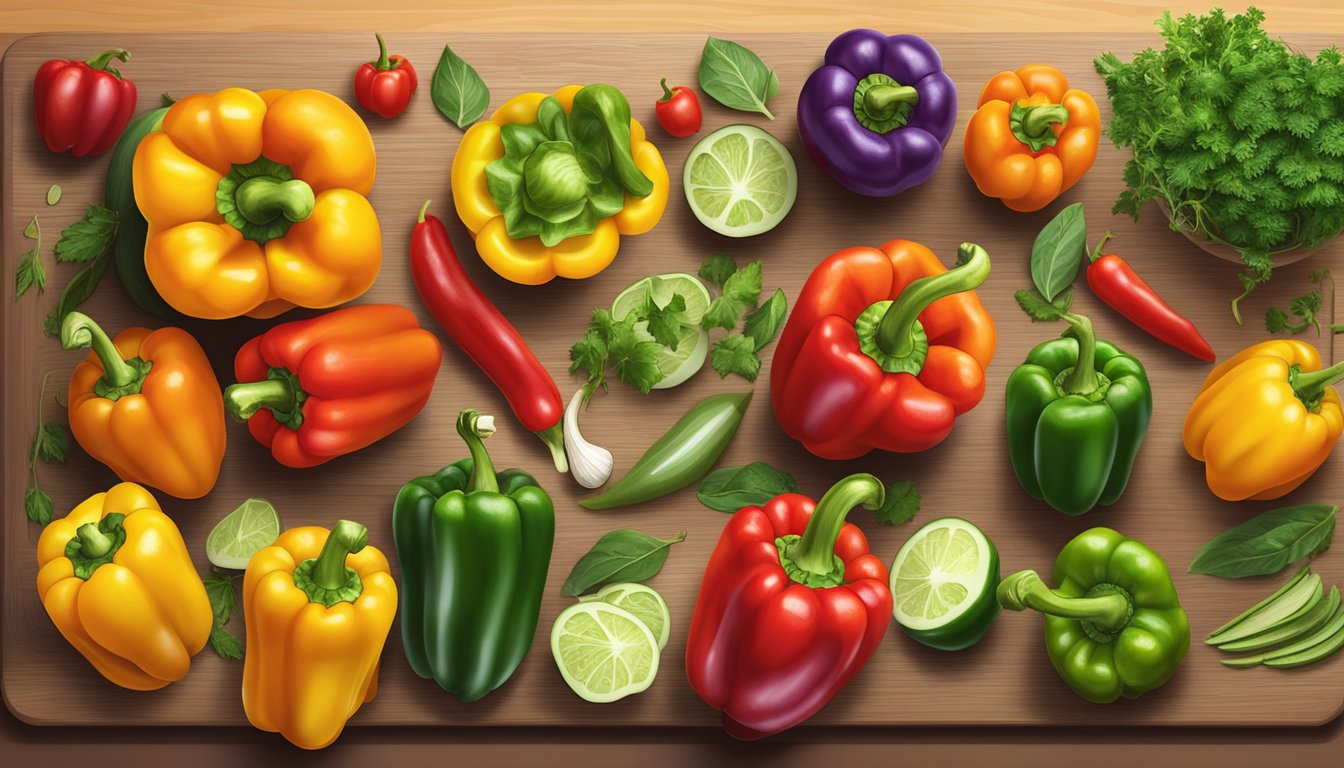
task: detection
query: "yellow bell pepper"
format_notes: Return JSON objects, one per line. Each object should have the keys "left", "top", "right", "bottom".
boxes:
{"left": 133, "top": 87, "right": 381, "bottom": 319}
{"left": 1183, "top": 340, "right": 1344, "bottom": 500}
{"left": 242, "top": 520, "right": 396, "bottom": 750}
{"left": 452, "top": 84, "right": 669, "bottom": 285}
{"left": 36, "top": 482, "right": 212, "bottom": 691}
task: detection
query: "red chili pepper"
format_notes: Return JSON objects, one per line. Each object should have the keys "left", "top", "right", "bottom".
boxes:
{"left": 33, "top": 48, "right": 137, "bottom": 157}
{"left": 654, "top": 78, "right": 701, "bottom": 138}
{"left": 353, "top": 33, "right": 418, "bottom": 118}
{"left": 686, "top": 474, "right": 892, "bottom": 739}
{"left": 410, "top": 201, "right": 568, "bottom": 472}
{"left": 1085, "top": 233, "right": 1215, "bottom": 362}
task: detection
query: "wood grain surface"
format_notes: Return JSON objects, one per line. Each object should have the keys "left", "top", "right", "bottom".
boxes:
{"left": 5, "top": 32, "right": 1344, "bottom": 733}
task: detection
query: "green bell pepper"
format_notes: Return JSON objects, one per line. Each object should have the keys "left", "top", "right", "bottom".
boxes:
{"left": 392, "top": 409, "right": 555, "bottom": 702}
{"left": 1005, "top": 312, "right": 1151, "bottom": 516}
{"left": 997, "top": 527, "right": 1190, "bottom": 703}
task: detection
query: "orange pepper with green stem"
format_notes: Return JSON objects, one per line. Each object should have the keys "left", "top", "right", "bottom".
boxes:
{"left": 963, "top": 65, "right": 1100, "bottom": 212}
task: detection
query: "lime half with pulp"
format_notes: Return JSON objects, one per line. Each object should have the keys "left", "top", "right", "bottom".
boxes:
{"left": 890, "top": 516, "right": 1000, "bottom": 651}
{"left": 551, "top": 601, "right": 660, "bottom": 703}
{"left": 611, "top": 273, "right": 711, "bottom": 389}
{"left": 683, "top": 124, "right": 798, "bottom": 238}
{"left": 579, "top": 582, "right": 671, "bottom": 650}
{"left": 206, "top": 498, "right": 282, "bottom": 570}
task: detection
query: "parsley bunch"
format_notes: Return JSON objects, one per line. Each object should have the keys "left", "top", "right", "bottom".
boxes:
{"left": 1096, "top": 7, "right": 1344, "bottom": 322}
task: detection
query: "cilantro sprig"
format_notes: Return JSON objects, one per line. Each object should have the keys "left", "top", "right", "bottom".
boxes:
{"left": 203, "top": 571, "right": 245, "bottom": 660}
{"left": 25, "top": 372, "right": 69, "bottom": 526}
{"left": 699, "top": 254, "right": 787, "bottom": 381}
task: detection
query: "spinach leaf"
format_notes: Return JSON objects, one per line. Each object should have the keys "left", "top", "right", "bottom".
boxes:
{"left": 1029, "top": 203, "right": 1086, "bottom": 301}
{"left": 698, "top": 37, "right": 779, "bottom": 119}
{"left": 743, "top": 288, "right": 787, "bottom": 350}
{"left": 697, "top": 462, "right": 797, "bottom": 512}
{"left": 431, "top": 44, "right": 490, "bottom": 129}
{"left": 562, "top": 529, "right": 686, "bottom": 596}
{"left": 1189, "top": 504, "right": 1337, "bottom": 578}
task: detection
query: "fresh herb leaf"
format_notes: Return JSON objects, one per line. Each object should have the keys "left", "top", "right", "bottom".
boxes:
{"left": 722, "top": 260, "right": 762, "bottom": 307}
{"left": 699, "top": 252, "right": 738, "bottom": 289}
{"left": 43, "top": 255, "right": 111, "bottom": 338}
{"left": 569, "top": 328, "right": 609, "bottom": 382}
{"left": 1189, "top": 504, "right": 1337, "bottom": 578}
{"left": 26, "top": 373, "right": 63, "bottom": 527}
{"left": 1015, "top": 286, "right": 1074, "bottom": 322}
{"left": 24, "top": 487, "right": 53, "bottom": 526}
{"left": 32, "top": 422, "right": 68, "bottom": 464}
{"left": 743, "top": 288, "right": 787, "bottom": 350}
{"left": 208, "top": 626, "right": 244, "bottom": 661}
{"left": 711, "top": 334, "right": 761, "bottom": 381}
{"left": 562, "top": 529, "right": 686, "bottom": 596}
{"left": 203, "top": 571, "right": 245, "bottom": 660}
{"left": 46, "top": 185, "right": 61, "bottom": 206}
{"left": 702, "top": 296, "right": 745, "bottom": 331}
{"left": 606, "top": 321, "right": 663, "bottom": 394}
{"left": 1029, "top": 203, "right": 1086, "bottom": 301}
{"left": 15, "top": 247, "right": 45, "bottom": 299}
{"left": 698, "top": 37, "right": 779, "bottom": 119}
{"left": 431, "top": 44, "right": 490, "bottom": 129}
{"left": 55, "top": 204, "right": 117, "bottom": 263}
{"left": 875, "top": 480, "right": 920, "bottom": 525}
{"left": 697, "top": 462, "right": 797, "bottom": 512}
{"left": 642, "top": 292, "right": 686, "bottom": 351}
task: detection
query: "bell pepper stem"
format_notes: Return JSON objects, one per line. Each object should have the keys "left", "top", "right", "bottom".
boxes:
{"left": 1061, "top": 313, "right": 1101, "bottom": 396}
{"left": 1021, "top": 104, "right": 1069, "bottom": 139}
{"left": 311, "top": 520, "right": 369, "bottom": 592}
{"left": 234, "top": 176, "right": 315, "bottom": 226}
{"left": 85, "top": 48, "right": 130, "bottom": 72}
{"left": 535, "top": 423, "right": 570, "bottom": 474}
{"left": 75, "top": 521, "right": 115, "bottom": 559}
{"left": 372, "top": 32, "right": 394, "bottom": 70}
{"left": 457, "top": 409, "right": 501, "bottom": 493}
{"left": 998, "top": 570, "right": 1131, "bottom": 633}
{"left": 60, "top": 312, "right": 139, "bottom": 391}
{"left": 659, "top": 78, "right": 676, "bottom": 102}
{"left": 864, "top": 84, "right": 920, "bottom": 117}
{"left": 877, "top": 243, "right": 991, "bottom": 358}
{"left": 224, "top": 378, "right": 296, "bottom": 421}
{"left": 1292, "top": 360, "right": 1344, "bottom": 408}
{"left": 784, "top": 473, "right": 886, "bottom": 580}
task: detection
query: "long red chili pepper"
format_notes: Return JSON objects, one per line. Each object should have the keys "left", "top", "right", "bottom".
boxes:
{"left": 410, "top": 200, "right": 568, "bottom": 472}
{"left": 1085, "top": 233, "right": 1215, "bottom": 362}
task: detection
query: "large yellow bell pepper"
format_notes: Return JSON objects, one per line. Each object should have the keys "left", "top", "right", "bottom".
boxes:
{"left": 1183, "top": 340, "right": 1344, "bottom": 500}
{"left": 133, "top": 87, "right": 381, "bottom": 319}
{"left": 242, "top": 520, "right": 396, "bottom": 750}
{"left": 452, "top": 84, "right": 668, "bottom": 285}
{"left": 36, "top": 482, "right": 212, "bottom": 691}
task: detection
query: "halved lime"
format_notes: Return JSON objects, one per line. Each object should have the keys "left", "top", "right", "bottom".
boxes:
{"left": 611, "top": 273, "right": 711, "bottom": 390}
{"left": 890, "top": 516, "right": 1000, "bottom": 651}
{"left": 551, "top": 601, "right": 660, "bottom": 703}
{"left": 206, "top": 498, "right": 282, "bottom": 570}
{"left": 683, "top": 124, "right": 798, "bottom": 238}
{"left": 579, "top": 582, "right": 671, "bottom": 650}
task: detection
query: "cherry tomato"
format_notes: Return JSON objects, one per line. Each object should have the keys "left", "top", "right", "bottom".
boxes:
{"left": 655, "top": 78, "right": 702, "bottom": 138}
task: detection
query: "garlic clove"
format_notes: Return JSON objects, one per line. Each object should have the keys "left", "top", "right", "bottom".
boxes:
{"left": 564, "top": 387, "right": 615, "bottom": 489}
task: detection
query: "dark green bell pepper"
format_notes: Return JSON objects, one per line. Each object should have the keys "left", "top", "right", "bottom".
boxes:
{"left": 1005, "top": 313, "right": 1151, "bottom": 516}
{"left": 392, "top": 409, "right": 555, "bottom": 702}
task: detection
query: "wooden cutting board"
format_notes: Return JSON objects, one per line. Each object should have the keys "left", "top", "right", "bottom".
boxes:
{"left": 5, "top": 32, "right": 1344, "bottom": 730}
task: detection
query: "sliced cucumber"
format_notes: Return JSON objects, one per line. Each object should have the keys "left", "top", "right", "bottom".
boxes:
{"left": 1215, "top": 586, "right": 1339, "bottom": 653}
{"left": 1224, "top": 600, "right": 1344, "bottom": 668}
{"left": 1205, "top": 567, "right": 1311, "bottom": 642}
{"left": 1264, "top": 620, "right": 1344, "bottom": 669}
{"left": 1205, "top": 570, "right": 1320, "bottom": 645}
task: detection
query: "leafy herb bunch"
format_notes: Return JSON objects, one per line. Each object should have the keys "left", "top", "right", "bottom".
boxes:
{"left": 1095, "top": 7, "right": 1344, "bottom": 321}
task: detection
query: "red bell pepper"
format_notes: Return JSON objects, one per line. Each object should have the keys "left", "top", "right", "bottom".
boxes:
{"left": 33, "top": 48, "right": 137, "bottom": 157}
{"left": 771, "top": 240, "right": 996, "bottom": 459}
{"left": 224, "top": 304, "right": 442, "bottom": 468}
{"left": 353, "top": 33, "right": 417, "bottom": 119}
{"left": 686, "top": 473, "right": 893, "bottom": 739}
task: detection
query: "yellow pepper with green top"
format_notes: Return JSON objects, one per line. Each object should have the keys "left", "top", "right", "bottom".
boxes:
{"left": 452, "top": 83, "right": 668, "bottom": 285}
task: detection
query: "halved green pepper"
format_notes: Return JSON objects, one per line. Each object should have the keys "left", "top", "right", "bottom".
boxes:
{"left": 1005, "top": 312, "right": 1151, "bottom": 515}
{"left": 392, "top": 409, "right": 555, "bottom": 702}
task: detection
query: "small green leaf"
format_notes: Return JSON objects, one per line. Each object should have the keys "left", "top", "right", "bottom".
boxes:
{"left": 24, "top": 487, "right": 53, "bottom": 526}
{"left": 702, "top": 296, "right": 745, "bottom": 331}
{"left": 55, "top": 204, "right": 117, "bottom": 263}
{"left": 642, "top": 292, "right": 687, "bottom": 351}
{"left": 431, "top": 44, "right": 490, "bottom": 129}
{"left": 562, "top": 529, "right": 686, "bottom": 597}
{"left": 697, "top": 462, "right": 797, "bottom": 512}
{"left": 1030, "top": 203, "right": 1087, "bottom": 301}
{"left": 699, "top": 252, "right": 737, "bottom": 289}
{"left": 46, "top": 185, "right": 62, "bottom": 206}
{"left": 699, "top": 37, "right": 779, "bottom": 119}
{"left": 43, "top": 256, "right": 111, "bottom": 338}
{"left": 722, "top": 260, "right": 762, "bottom": 307}
{"left": 1189, "top": 504, "right": 1337, "bottom": 578}
{"left": 1015, "top": 286, "right": 1073, "bottom": 322}
{"left": 743, "top": 288, "right": 787, "bottom": 350}
{"left": 208, "top": 626, "right": 244, "bottom": 660}
{"left": 875, "top": 480, "right": 920, "bottom": 525}
{"left": 32, "top": 422, "right": 69, "bottom": 464}
{"left": 15, "top": 248, "right": 44, "bottom": 300}
{"left": 711, "top": 334, "right": 761, "bottom": 381}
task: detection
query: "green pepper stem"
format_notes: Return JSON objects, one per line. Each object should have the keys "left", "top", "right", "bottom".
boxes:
{"left": 1292, "top": 360, "right": 1344, "bottom": 407}
{"left": 1060, "top": 313, "right": 1100, "bottom": 396}
{"left": 535, "top": 423, "right": 569, "bottom": 473}
{"left": 75, "top": 521, "right": 115, "bottom": 559}
{"left": 877, "top": 243, "right": 991, "bottom": 358}
{"left": 60, "top": 312, "right": 138, "bottom": 391}
{"left": 85, "top": 48, "right": 130, "bottom": 73}
{"left": 224, "top": 378, "right": 296, "bottom": 421}
{"left": 234, "top": 176, "right": 314, "bottom": 226}
{"left": 998, "top": 570, "right": 1131, "bottom": 633}
{"left": 458, "top": 409, "right": 500, "bottom": 493}
{"left": 372, "top": 33, "right": 393, "bottom": 70}
{"left": 1021, "top": 104, "right": 1069, "bottom": 139}
{"left": 785, "top": 473, "right": 885, "bottom": 579}
{"left": 311, "top": 520, "right": 368, "bottom": 591}
{"left": 1087, "top": 231, "right": 1116, "bottom": 264}
{"left": 418, "top": 199, "right": 432, "bottom": 224}
{"left": 659, "top": 78, "right": 676, "bottom": 102}
{"left": 864, "top": 84, "right": 920, "bottom": 117}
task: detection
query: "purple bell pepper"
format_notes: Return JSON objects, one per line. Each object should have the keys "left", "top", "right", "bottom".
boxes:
{"left": 797, "top": 29, "right": 957, "bottom": 197}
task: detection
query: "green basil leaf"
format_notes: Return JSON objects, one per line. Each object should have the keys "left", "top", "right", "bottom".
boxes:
{"left": 55, "top": 204, "right": 117, "bottom": 263}
{"left": 1189, "top": 504, "right": 1337, "bottom": 578}
{"left": 697, "top": 462, "right": 797, "bottom": 512}
{"left": 562, "top": 529, "right": 686, "bottom": 596}
{"left": 24, "top": 486, "right": 53, "bottom": 526}
{"left": 698, "top": 37, "right": 778, "bottom": 119}
{"left": 43, "top": 255, "right": 111, "bottom": 338}
{"left": 208, "top": 626, "right": 244, "bottom": 660}
{"left": 431, "top": 44, "right": 490, "bottom": 129}
{"left": 743, "top": 288, "right": 787, "bottom": 350}
{"left": 1029, "top": 202, "right": 1086, "bottom": 301}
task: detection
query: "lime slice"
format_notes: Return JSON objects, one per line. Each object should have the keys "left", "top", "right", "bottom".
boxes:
{"left": 890, "top": 517, "right": 1000, "bottom": 651}
{"left": 611, "top": 273, "right": 711, "bottom": 390}
{"left": 206, "top": 498, "right": 282, "bottom": 570}
{"left": 551, "top": 601, "right": 660, "bottom": 703}
{"left": 579, "top": 582, "right": 671, "bottom": 650}
{"left": 683, "top": 124, "right": 798, "bottom": 238}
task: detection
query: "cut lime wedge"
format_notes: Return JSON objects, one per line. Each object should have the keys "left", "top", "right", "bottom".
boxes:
{"left": 579, "top": 582, "right": 671, "bottom": 650}
{"left": 611, "top": 273, "right": 711, "bottom": 390}
{"left": 890, "top": 516, "right": 1000, "bottom": 651}
{"left": 551, "top": 601, "right": 660, "bottom": 703}
{"left": 684, "top": 124, "right": 798, "bottom": 238}
{"left": 206, "top": 498, "right": 282, "bottom": 570}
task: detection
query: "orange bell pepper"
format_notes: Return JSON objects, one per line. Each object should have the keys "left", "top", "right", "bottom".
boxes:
{"left": 963, "top": 64, "right": 1100, "bottom": 212}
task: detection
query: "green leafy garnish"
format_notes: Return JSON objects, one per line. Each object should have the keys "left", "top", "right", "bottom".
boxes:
{"left": 203, "top": 571, "right": 245, "bottom": 660}
{"left": 569, "top": 308, "right": 665, "bottom": 394}
{"left": 1189, "top": 504, "right": 1336, "bottom": 579}
{"left": 15, "top": 216, "right": 43, "bottom": 300}
{"left": 1266, "top": 270, "right": 1344, "bottom": 337}
{"left": 642, "top": 292, "right": 686, "bottom": 351}
{"left": 561, "top": 529, "right": 686, "bottom": 597}
{"left": 25, "top": 373, "right": 68, "bottom": 527}
{"left": 698, "top": 37, "right": 780, "bottom": 119}
{"left": 703, "top": 259, "right": 761, "bottom": 331}
{"left": 1029, "top": 203, "right": 1086, "bottom": 302}
{"left": 743, "top": 288, "right": 787, "bottom": 350}
{"left": 55, "top": 204, "right": 117, "bottom": 263}
{"left": 697, "top": 462, "right": 797, "bottom": 512}
{"left": 1015, "top": 286, "right": 1074, "bottom": 322}
{"left": 876, "top": 480, "right": 921, "bottom": 526}
{"left": 430, "top": 44, "right": 490, "bottom": 129}
{"left": 698, "top": 252, "right": 738, "bottom": 289}
{"left": 711, "top": 334, "right": 761, "bottom": 381}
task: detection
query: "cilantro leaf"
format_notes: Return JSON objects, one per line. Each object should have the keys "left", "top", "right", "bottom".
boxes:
{"left": 702, "top": 296, "right": 745, "bottom": 331}
{"left": 203, "top": 572, "right": 245, "bottom": 660}
{"left": 55, "top": 204, "right": 117, "bottom": 263}
{"left": 875, "top": 480, "right": 920, "bottom": 525}
{"left": 607, "top": 322, "right": 663, "bottom": 394}
{"left": 722, "top": 260, "right": 762, "bottom": 307}
{"left": 743, "top": 289, "right": 787, "bottom": 350}
{"left": 32, "top": 422, "right": 69, "bottom": 464}
{"left": 642, "top": 292, "right": 686, "bottom": 351}
{"left": 24, "top": 487, "right": 53, "bottom": 526}
{"left": 699, "top": 252, "right": 737, "bottom": 289}
{"left": 208, "top": 626, "right": 245, "bottom": 660}
{"left": 1015, "top": 286, "right": 1073, "bottom": 322}
{"left": 569, "top": 329, "right": 608, "bottom": 381}
{"left": 15, "top": 248, "right": 45, "bottom": 299}
{"left": 710, "top": 334, "right": 761, "bottom": 381}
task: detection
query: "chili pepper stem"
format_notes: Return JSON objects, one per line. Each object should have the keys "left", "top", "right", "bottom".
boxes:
{"left": 372, "top": 32, "right": 394, "bottom": 70}
{"left": 784, "top": 473, "right": 886, "bottom": 581}
{"left": 60, "top": 312, "right": 139, "bottom": 391}
{"left": 876, "top": 242, "right": 991, "bottom": 358}
{"left": 658, "top": 78, "right": 676, "bottom": 102}
{"left": 457, "top": 410, "right": 501, "bottom": 493}
{"left": 1087, "top": 231, "right": 1116, "bottom": 263}
{"left": 85, "top": 48, "right": 130, "bottom": 73}
{"left": 1061, "top": 313, "right": 1102, "bottom": 396}
{"left": 1291, "top": 359, "right": 1344, "bottom": 408}
{"left": 535, "top": 423, "right": 570, "bottom": 474}
{"left": 224, "top": 377, "right": 297, "bottom": 421}
{"left": 418, "top": 199, "right": 432, "bottom": 223}
{"left": 311, "top": 520, "right": 369, "bottom": 591}
{"left": 998, "top": 570, "right": 1131, "bottom": 633}
{"left": 234, "top": 176, "right": 315, "bottom": 225}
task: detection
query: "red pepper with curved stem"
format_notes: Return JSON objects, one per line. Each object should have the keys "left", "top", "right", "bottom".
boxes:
{"left": 654, "top": 78, "right": 701, "bottom": 138}
{"left": 33, "top": 48, "right": 137, "bottom": 157}
{"left": 686, "top": 473, "right": 892, "bottom": 739}
{"left": 411, "top": 201, "right": 568, "bottom": 472}
{"left": 1085, "top": 232, "right": 1215, "bottom": 362}
{"left": 353, "top": 33, "right": 417, "bottom": 118}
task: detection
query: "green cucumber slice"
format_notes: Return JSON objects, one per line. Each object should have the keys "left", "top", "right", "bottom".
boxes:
{"left": 1215, "top": 585, "right": 1339, "bottom": 653}
{"left": 1206, "top": 570, "right": 1320, "bottom": 645}
{"left": 1224, "top": 599, "right": 1344, "bottom": 668}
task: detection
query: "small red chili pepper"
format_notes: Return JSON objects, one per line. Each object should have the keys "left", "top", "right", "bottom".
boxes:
{"left": 1085, "top": 232, "right": 1215, "bottom": 362}
{"left": 353, "top": 33, "right": 418, "bottom": 118}
{"left": 33, "top": 48, "right": 137, "bottom": 157}
{"left": 410, "top": 201, "right": 568, "bottom": 472}
{"left": 654, "top": 78, "right": 701, "bottom": 138}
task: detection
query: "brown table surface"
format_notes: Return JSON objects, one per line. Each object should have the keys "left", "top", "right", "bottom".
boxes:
{"left": 4, "top": 2, "right": 1344, "bottom": 765}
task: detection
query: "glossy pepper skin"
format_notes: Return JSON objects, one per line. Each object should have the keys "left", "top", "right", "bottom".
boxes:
{"left": 452, "top": 84, "right": 669, "bottom": 285}
{"left": 654, "top": 79, "right": 701, "bottom": 137}
{"left": 393, "top": 410, "right": 555, "bottom": 701}
{"left": 243, "top": 520, "right": 396, "bottom": 750}
{"left": 225, "top": 304, "right": 442, "bottom": 469}
{"left": 964, "top": 64, "right": 1100, "bottom": 212}
{"left": 1006, "top": 313, "right": 1151, "bottom": 516}
{"left": 771, "top": 241, "right": 995, "bottom": 459}
{"left": 34, "top": 48, "right": 137, "bottom": 157}
{"left": 1184, "top": 340, "right": 1344, "bottom": 501}
{"left": 687, "top": 474, "right": 893, "bottom": 739}
{"left": 36, "top": 482, "right": 212, "bottom": 691}
{"left": 133, "top": 87, "right": 380, "bottom": 319}
{"left": 797, "top": 29, "right": 957, "bottom": 197}
{"left": 998, "top": 527, "right": 1190, "bottom": 703}
{"left": 61, "top": 312, "right": 226, "bottom": 499}
{"left": 354, "top": 33, "right": 417, "bottom": 118}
